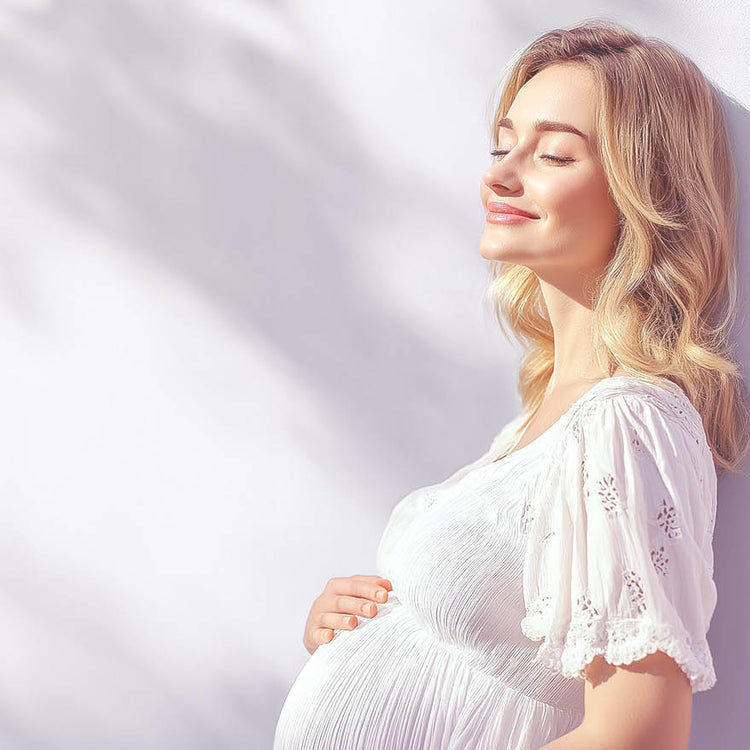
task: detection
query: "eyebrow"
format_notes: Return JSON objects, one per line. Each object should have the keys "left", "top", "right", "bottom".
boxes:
{"left": 496, "top": 117, "right": 589, "bottom": 142}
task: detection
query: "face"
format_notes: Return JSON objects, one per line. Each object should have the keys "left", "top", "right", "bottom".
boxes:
{"left": 479, "top": 63, "right": 621, "bottom": 279}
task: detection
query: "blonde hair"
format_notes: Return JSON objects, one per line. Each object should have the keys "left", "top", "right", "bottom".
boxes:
{"left": 482, "top": 17, "right": 749, "bottom": 476}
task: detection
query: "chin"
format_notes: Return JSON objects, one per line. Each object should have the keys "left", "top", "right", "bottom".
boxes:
{"left": 479, "top": 241, "right": 518, "bottom": 261}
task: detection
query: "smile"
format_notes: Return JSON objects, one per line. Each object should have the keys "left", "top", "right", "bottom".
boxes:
{"left": 486, "top": 212, "right": 537, "bottom": 224}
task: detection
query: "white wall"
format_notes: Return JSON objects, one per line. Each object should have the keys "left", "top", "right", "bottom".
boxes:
{"left": 0, "top": 1, "right": 746, "bottom": 747}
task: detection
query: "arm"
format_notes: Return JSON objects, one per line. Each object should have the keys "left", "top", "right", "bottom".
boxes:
{"left": 540, "top": 651, "right": 692, "bottom": 750}
{"left": 539, "top": 722, "right": 599, "bottom": 749}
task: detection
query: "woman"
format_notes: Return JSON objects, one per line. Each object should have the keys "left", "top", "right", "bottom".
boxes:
{"left": 274, "top": 18, "right": 748, "bottom": 750}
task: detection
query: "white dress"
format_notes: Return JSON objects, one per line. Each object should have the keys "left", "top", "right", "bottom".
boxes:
{"left": 274, "top": 376, "right": 718, "bottom": 749}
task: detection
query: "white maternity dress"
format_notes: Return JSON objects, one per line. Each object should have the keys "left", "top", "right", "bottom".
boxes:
{"left": 274, "top": 375, "right": 718, "bottom": 749}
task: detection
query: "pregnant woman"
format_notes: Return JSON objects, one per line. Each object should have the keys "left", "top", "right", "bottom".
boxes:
{"left": 274, "top": 17, "right": 747, "bottom": 750}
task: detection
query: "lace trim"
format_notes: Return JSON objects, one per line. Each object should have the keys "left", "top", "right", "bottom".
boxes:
{"left": 521, "top": 614, "right": 717, "bottom": 693}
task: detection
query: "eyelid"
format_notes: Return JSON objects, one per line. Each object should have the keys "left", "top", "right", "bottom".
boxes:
{"left": 490, "top": 148, "right": 573, "bottom": 164}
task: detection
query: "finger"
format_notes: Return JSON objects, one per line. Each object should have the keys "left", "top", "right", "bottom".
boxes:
{"left": 314, "top": 627, "right": 334, "bottom": 645}
{"left": 362, "top": 575, "right": 393, "bottom": 591}
{"left": 327, "top": 577, "right": 391, "bottom": 603}
{"left": 347, "top": 574, "right": 394, "bottom": 590}
{"left": 319, "top": 611, "right": 360, "bottom": 630}
{"left": 327, "top": 594, "right": 379, "bottom": 618}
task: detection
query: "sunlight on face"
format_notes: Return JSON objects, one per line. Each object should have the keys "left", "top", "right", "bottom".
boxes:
{"left": 479, "top": 63, "right": 621, "bottom": 279}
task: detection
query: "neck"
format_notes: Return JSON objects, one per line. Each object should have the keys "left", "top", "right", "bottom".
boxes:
{"left": 536, "top": 272, "right": 611, "bottom": 389}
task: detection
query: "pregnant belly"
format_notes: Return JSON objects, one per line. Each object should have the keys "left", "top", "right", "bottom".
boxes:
{"left": 273, "top": 593, "right": 470, "bottom": 749}
{"left": 273, "top": 593, "right": 584, "bottom": 750}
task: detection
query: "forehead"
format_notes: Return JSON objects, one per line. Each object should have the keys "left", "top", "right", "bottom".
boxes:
{"left": 504, "top": 63, "right": 598, "bottom": 136}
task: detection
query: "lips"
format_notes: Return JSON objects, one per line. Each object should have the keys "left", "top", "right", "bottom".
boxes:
{"left": 487, "top": 201, "right": 539, "bottom": 219}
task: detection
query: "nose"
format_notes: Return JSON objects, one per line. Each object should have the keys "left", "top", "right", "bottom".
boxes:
{"left": 481, "top": 155, "right": 523, "bottom": 199}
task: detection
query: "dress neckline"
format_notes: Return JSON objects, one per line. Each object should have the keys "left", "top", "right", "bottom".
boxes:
{"left": 485, "top": 375, "right": 685, "bottom": 469}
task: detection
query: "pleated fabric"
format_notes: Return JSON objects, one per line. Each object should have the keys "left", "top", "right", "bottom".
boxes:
{"left": 274, "top": 376, "right": 718, "bottom": 750}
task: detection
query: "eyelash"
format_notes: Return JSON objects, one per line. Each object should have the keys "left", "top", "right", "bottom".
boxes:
{"left": 490, "top": 149, "right": 573, "bottom": 165}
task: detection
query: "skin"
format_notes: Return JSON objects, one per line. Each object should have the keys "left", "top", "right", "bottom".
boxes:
{"left": 479, "top": 61, "right": 621, "bottom": 391}
{"left": 480, "top": 63, "right": 692, "bottom": 748}
{"left": 542, "top": 653, "right": 692, "bottom": 749}
{"left": 303, "top": 574, "right": 392, "bottom": 654}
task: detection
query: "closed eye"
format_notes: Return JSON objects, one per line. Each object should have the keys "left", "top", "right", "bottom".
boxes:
{"left": 490, "top": 149, "right": 573, "bottom": 165}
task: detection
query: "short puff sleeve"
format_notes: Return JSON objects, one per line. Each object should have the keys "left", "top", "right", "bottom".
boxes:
{"left": 521, "top": 391, "right": 718, "bottom": 692}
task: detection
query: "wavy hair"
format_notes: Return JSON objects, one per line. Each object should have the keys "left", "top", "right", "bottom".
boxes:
{"left": 482, "top": 17, "right": 749, "bottom": 476}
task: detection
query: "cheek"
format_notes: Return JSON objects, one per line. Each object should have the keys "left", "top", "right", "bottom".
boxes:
{"left": 536, "top": 170, "right": 619, "bottom": 240}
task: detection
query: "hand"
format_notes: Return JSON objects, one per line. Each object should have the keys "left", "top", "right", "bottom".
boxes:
{"left": 303, "top": 574, "right": 393, "bottom": 655}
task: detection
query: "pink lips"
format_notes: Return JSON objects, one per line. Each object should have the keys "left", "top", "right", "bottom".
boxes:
{"left": 486, "top": 201, "right": 539, "bottom": 219}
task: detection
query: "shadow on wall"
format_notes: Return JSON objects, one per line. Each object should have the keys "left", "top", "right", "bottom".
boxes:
{"left": 688, "top": 89, "right": 750, "bottom": 750}
{"left": 0, "top": 1, "right": 747, "bottom": 748}
{"left": 0, "top": 2, "right": 508, "bottom": 749}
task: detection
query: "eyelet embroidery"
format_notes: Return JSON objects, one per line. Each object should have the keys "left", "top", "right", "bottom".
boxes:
{"left": 623, "top": 570, "right": 647, "bottom": 614}
{"left": 668, "top": 398, "right": 685, "bottom": 419}
{"left": 524, "top": 381, "right": 713, "bottom": 644}
{"left": 581, "top": 458, "right": 590, "bottom": 499}
{"left": 595, "top": 473, "right": 623, "bottom": 514}
{"left": 650, "top": 545, "right": 670, "bottom": 576}
{"left": 527, "top": 593, "right": 552, "bottom": 620}
{"left": 573, "top": 593, "right": 600, "bottom": 627}
{"left": 521, "top": 499, "right": 536, "bottom": 535}
{"left": 607, "top": 618, "right": 643, "bottom": 646}
{"left": 655, "top": 496, "right": 682, "bottom": 539}
{"left": 630, "top": 429, "right": 648, "bottom": 456}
